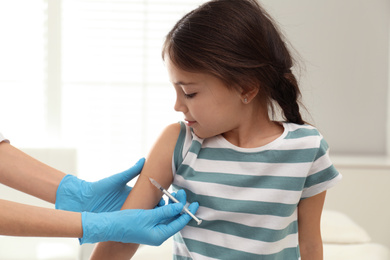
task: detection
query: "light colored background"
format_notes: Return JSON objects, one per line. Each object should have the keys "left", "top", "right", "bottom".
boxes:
{"left": 0, "top": 0, "right": 389, "bottom": 259}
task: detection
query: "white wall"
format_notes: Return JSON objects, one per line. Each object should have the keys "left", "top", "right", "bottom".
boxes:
{"left": 266, "top": 0, "right": 390, "bottom": 249}
{"left": 263, "top": 0, "right": 390, "bottom": 156}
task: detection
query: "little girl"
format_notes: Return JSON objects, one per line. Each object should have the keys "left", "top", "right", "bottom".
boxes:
{"left": 91, "top": 0, "right": 341, "bottom": 259}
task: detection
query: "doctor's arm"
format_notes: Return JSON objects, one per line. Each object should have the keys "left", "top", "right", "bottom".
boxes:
{"left": 0, "top": 196, "right": 189, "bottom": 244}
{"left": 0, "top": 198, "right": 82, "bottom": 238}
{"left": 0, "top": 141, "right": 64, "bottom": 204}
{"left": 0, "top": 138, "right": 194, "bottom": 245}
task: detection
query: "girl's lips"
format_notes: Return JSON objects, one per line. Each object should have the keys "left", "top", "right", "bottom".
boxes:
{"left": 185, "top": 120, "right": 196, "bottom": 127}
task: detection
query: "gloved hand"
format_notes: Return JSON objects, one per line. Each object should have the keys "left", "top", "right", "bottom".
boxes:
{"left": 80, "top": 190, "right": 199, "bottom": 245}
{"left": 56, "top": 158, "right": 147, "bottom": 212}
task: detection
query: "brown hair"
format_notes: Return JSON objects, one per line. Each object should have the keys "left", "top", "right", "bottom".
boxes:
{"left": 162, "top": 0, "right": 305, "bottom": 124}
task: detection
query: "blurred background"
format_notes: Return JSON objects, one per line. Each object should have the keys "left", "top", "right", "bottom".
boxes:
{"left": 0, "top": 0, "right": 389, "bottom": 259}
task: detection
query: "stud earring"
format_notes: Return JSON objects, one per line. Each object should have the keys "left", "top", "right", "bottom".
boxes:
{"left": 244, "top": 97, "right": 248, "bottom": 103}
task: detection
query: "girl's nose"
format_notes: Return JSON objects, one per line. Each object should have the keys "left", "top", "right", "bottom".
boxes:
{"left": 174, "top": 96, "right": 187, "bottom": 113}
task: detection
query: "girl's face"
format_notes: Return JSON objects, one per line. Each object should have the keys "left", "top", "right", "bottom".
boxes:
{"left": 166, "top": 57, "right": 245, "bottom": 139}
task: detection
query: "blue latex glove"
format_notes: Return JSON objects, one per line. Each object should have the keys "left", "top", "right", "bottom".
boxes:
{"left": 80, "top": 190, "right": 199, "bottom": 245}
{"left": 56, "top": 158, "right": 151, "bottom": 212}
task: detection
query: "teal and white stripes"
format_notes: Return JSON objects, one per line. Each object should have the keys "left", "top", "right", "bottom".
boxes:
{"left": 172, "top": 122, "right": 341, "bottom": 259}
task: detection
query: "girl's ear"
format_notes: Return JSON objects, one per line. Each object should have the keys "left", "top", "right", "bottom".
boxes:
{"left": 240, "top": 87, "right": 259, "bottom": 104}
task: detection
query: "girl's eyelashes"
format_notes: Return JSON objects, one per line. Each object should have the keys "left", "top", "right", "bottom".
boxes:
{"left": 184, "top": 92, "right": 197, "bottom": 99}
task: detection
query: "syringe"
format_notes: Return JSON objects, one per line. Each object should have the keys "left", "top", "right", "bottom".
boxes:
{"left": 149, "top": 177, "right": 202, "bottom": 225}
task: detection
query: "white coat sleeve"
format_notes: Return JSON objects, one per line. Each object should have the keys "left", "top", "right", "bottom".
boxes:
{"left": 0, "top": 133, "right": 9, "bottom": 143}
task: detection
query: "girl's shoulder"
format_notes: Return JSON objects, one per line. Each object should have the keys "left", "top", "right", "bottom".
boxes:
{"left": 164, "top": 122, "right": 182, "bottom": 133}
{"left": 176, "top": 121, "right": 202, "bottom": 143}
{"left": 152, "top": 122, "right": 182, "bottom": 156}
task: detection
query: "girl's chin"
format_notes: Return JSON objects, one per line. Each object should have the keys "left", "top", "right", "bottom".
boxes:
{"left": 192, "top": 128, "right": 215, "bottom": 139}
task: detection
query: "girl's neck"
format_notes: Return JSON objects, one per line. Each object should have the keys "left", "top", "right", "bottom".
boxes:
{"left": 222, "top": 111, "right": 284, "bottom": 149}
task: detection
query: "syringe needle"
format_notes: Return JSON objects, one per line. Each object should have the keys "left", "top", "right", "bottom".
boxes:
{"left": 149, "top": 177, "right": 202, "bottom": 225}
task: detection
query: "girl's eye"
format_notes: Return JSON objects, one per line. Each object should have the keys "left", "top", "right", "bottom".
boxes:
{"left": 184, "top": 93, "right": 197, "bottom": 99}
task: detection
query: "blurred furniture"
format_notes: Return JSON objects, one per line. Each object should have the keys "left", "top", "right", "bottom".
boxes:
{"left": 322, "top": 210, "right": 390, "bottom": 260}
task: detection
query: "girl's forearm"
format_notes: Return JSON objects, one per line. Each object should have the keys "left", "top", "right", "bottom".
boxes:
{"left": 0, "top": 142, "right": 65, "bottom": 204}
{"left": 300, "top": 243, "right": 323, "bottom": 260}
{"left": 0, "top": 199, "right": 82, "bottom": 238}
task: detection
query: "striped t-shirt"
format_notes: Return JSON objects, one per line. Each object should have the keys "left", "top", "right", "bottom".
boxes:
{"left": 172, "top": 121, "right": 341, "bottom": 260}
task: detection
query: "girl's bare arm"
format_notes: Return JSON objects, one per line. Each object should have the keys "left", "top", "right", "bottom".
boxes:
{"left": 90, "top": 123, "right": 181, "bottom": 260}
{"left": 298, "top": 191, "right": 327, "bottom": 260}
